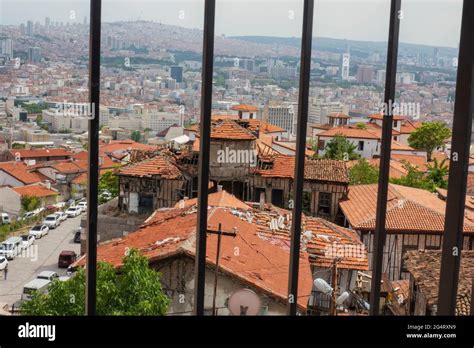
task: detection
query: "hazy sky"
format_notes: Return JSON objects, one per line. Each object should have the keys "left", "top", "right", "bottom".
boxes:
{"left": 0, "top": 0, "right": 463, "bottom": 48}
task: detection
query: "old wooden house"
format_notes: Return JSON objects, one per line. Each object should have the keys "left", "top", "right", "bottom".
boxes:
{"left": 117, "top": 155, "right": 189, "bottom": 214}
{"left": 404, "top": 250, "right": 473, "bottom": 316}
{"left": 339, "top": 184, "right": 474, "bottom": 281}
{"left": 249, "top": 155, "right": 349, "bottom": 222}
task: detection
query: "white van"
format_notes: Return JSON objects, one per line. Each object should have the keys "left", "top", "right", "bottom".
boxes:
{"left": 1, "top": 213, "right": 10, "bottom": 225}
{"left": 0, "top": 236, "right": 22, "bottom": 260}
{"left": 21, "top": 279, "right": 51, "bottom": 301}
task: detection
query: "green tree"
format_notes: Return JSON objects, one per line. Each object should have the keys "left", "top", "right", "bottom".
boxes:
{"left": 21, "top": 249, "right": 170, "bottom": 316}
{"left": 323, "top": 134, "right": 360, "bottom": 161}
{"left": 349, "top": 158, "right": 379, "bottom": 185}
{"left": 408, "top": 122, "right": 451, "bottom": 161}
{"left": 131, "top": 130, "right": 142, "bottom": 143}
{"left": 390, "top": 162, "right": 436, "bottom": 192}
{"left": 99, "top": 171, "right": 119, "bottom": 197}
{"left": 21, "top": 196, "right": 41, "bottom": 213}
{"left": 426, "top": 158, "right": 449, "bottom": 189}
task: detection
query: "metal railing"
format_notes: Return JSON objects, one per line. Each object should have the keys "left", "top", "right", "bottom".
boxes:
{"left": 84, "top": 0, "right": 473, "bottom": 316}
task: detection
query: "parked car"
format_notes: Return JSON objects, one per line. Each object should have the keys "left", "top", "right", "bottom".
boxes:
{"left": 77, "top": 201, "right": 87, "bottom": 212}
{"left": 0, "top": 237, "right": 23, "bottom": 260}
{"left": 19, "top": 211, "right": 35, "bottom": 221}
{"left": 58, "top": 250, "right": 77, "bottom": 268}
{"left": 29, "top": 225, "right": 49, "bottom": 239}
{"left": 73, "top": 228, "right": 81, "bottom": 243}
{"left": 65, "top": 206, "right": 82, "bottom": 218}
{"left": 21, "top": 279, "right": 51, "bottom": 301}
{"left": 0, "top": 256, "right": 8, "bottom": 271}
{"left": 54, "top": 211, "right": 68, "bottom": 222}
{"left": 43, "top": 214, "right": 60, "bottom": 229}
{"left": 21, "top": 235, "right": 35, "bottom": 250}
{"left": 37, "top": 271, "right": 59, "bottom": 281}
{"left": 1, "top": 212, "right": 10, "bottom": 225}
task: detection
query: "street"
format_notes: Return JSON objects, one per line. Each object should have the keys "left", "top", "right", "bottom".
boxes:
{"left": 0, "top": 214, "right": 82, "bottom": 307}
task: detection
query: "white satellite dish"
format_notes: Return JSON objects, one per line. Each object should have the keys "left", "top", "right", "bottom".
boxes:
{"left": 313, "top": 278, "right": 333, "bottom": 295}
{"left": 227, "top": 289, "right": 261, "bottom": 316}
{"left": 336, "top": 291, "right": 350, "bottom": 305}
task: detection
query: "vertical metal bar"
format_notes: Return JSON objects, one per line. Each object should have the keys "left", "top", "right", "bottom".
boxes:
{"left": 287, "top": 0, "right": 314, "bottom": 316}
{"left": 212, "top": 223, "right": 222, "bottom": 316}
{"left": 471, "top": 277, "right": 474, "bottom": 315}
{"left": 85, "top": 0, "right": 101, "bottom": 316}
{"left": 437, "top": 0, "right": 474, "bottom": 316}
{"left": 369, "top": 0, "right": 401, "bottom": 315}
{"left": 194, "top": 0, "right": 216, "bottom": 316}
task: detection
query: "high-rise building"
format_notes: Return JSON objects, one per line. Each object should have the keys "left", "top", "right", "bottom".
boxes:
{"left": 45, "top": 17, "right": 50, "bottom": 33}
{"left": 263, "top": 102, "right": 297, "bottom": 136}
{"left": 26, "top": 20, "right": 34, "bottom": 36}
{"left": 341, "top": 53, "right": 350, "bottom": 80}
{"left": 28, "top": 47, "right": 42, "bottom": 63}
{"left": 308, "top": 98, "right": 348, "bottom": 125}
{"left": 1, "top": 39, "right": 13, "bottom": 59}
{"left": 170, "top": 66, "right": 183, "bottom": 83}
{"left": 356, "top": 65, "right": 375, "bottom": 84}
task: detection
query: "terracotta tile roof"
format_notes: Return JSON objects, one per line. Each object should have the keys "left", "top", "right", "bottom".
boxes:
{"left": 99, "top": 140, "right": 157, "bottom": 156}
{"left": 318, "top": 127, "right": 380, "bottom": 140}
{"left": 368, "top": 113, "right": 405, "bottom": 121}
{"left": 71, "top": 169, "right": 111, "bottom": 185}
{"left": 208, "top": 119, "right": 257, "bottom": 141}
{"left": 257, "top": 155, "right": 349, "bottom": 184}
{"left": 175, "top": 190, "right": 251, "bottom": 210}
{"left": 400, "top": 119, "right": 420, "bottom": 134}
{"left": 272, "top": 141, "right": 315, "bottom": 157}
{"left": 118, "top": 155, "right": 182, "bottom": 179}
{"left": 76, "top": 206, "right": 313, "bottom": 311}
{"left": 10, "top": 148, "right": 72, "bottom": 159}
{"left": 391, "top": 141, "right": 414, "bottom": 151}
{"left": 340, "top": 184, "right": 474, "bottom": 233}
{"left": 404, "top": 250, "right": 473, "bottom": 315}
{"left": 246, "top": 119, "right": 286, "bottom": 134}
{"left": 0, "top": 161, "right": 44, "bottom": 185}
{"left": 346, "top": 159, "right": 408, "bottom": 179}
{"left": 365, "top": 122, "right": 401, "bottom": 136}
{"left": 231, "top": 104, "right": 259, "bottom": 112}
{"left": 391, "top": 154, "right": 428, "bottom": 172}
{"left": 252, "top": 209, "right": 368, "bottom": 270}
{"left": 12, "top": 184, "right": 59, "bottom": 198}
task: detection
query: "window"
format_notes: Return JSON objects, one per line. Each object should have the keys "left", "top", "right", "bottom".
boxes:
{"left": 318, "top": 192, "right": 331, "bottom": 215}
{"left": 358, "top": 141, "right": 364, "bottom": 151}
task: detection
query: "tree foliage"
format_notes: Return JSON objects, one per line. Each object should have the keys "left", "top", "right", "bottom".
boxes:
{"left": 130, "top": 130, "right": 142, "bottom": 143}
{"left": 349, "top": 158, "right": 379, "bottom": 185}
{"left": 408, "top": 122, "right": 450, "bottom": 161}
{"left": 426, "top": 158, "right": 449, "bottom": 189}
{"left": 21, "top": 195, "right": 41, "bottom": 213}
{"left": 324, "top": 134, "right": 360, "bottom": 161}
{"left": 390, "top": 162, "right": 436, "bottom": 192}
{"left": 21, "top": 249, "right": 170, "bottom": 316}
{"left": 99, "top": 171, "right": 119, "bottom": 197}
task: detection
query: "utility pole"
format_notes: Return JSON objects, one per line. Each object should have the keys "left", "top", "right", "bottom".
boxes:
{"left": 207, "top": 223, "right": 236, "bottom": 316}
{"left": 330, "top": 258, "right": 338, "bottom": 316}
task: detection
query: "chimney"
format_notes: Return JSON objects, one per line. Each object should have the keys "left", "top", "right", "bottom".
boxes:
{"left": 44, "top": 180, "right": 51, "bottom": 189}
{"left": 217, "top": 185, "right": 223, "bottom": 192}
{"left": 259, "top": 191, "right": 265, "bottom": 210}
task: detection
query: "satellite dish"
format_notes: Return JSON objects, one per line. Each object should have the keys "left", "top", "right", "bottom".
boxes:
{"left": 336, "top": 291, "right": 350, "bottom": 305}
{"left": 227, "top": 289, "right": 261, "bottom": 316}
{"left": 313, "top": 278, "right": 333, "bottom": 295}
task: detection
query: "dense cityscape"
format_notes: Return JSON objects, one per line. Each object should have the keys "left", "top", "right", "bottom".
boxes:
{"left": 0, "top": 8, "right": 472, "bottom": 324}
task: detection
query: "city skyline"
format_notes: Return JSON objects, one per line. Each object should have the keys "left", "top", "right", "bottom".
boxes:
{"left": 0, "top": 0, "right": 463, "bottom": 48}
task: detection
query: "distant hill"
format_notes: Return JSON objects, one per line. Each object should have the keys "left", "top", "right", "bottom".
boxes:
{"left": 230, "top": 36, "right": 458, "bottom": 57}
